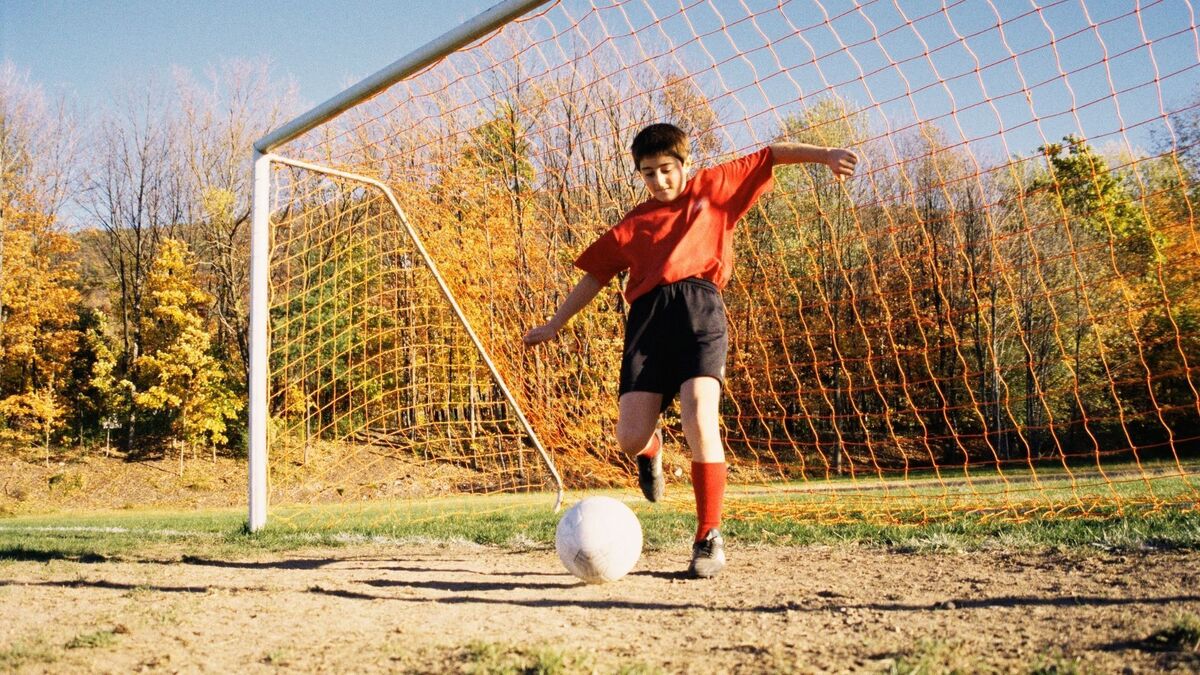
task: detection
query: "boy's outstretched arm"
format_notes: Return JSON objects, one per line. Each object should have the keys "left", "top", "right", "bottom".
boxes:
{"left": 769, "top": 142, "right": 858, "bottom": 178}
{"left": 522, "top": 272, "right": 605, "bottom": 346}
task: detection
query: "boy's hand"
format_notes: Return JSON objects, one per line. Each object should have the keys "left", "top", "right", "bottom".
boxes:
{"left": 522, "top": 323, "right": 560, "bottom": 347}
{"left": 827, "top": 148, "right": 859, "bottom": 179}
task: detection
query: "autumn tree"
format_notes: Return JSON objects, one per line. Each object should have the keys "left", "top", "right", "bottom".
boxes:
{"left": 0, "top": 388, "right": 64, "bottom": 464}
{"left": 0, "top": 63, "right": 82, "bottom": 455}
{"left": 657, "top": 74, "right": 722, "bottom": 161}
{"left": 133, "top": 239, "right": 241, "bottom": 466}
{"left": 0, "top": 206, "right": 77, "bottom": 456}
{"left": 742, "top": 98, "right": 868, "bottom": 473}
{"left": 0, "top": 208, "right": 80, "bottom": 394}
{"left": 81, "top": 80, "right": 188, "bottom": 449}
{"left": 0, "top": 62, "right": 80, "bottom": 217}
{"left": 174, "top": 60, "right": 299, "bottom": 372}
{"left": 1145, "top": 127, "right": 1200, "bottom": 453}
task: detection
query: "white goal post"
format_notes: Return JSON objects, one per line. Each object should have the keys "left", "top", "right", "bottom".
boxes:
{"left": 248, "top": 0, "right": 560, "bottom": 532}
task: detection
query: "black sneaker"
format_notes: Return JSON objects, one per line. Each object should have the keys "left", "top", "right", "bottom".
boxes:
{"left": 688, "top": 528, "right": 726, "bottom": 578}
{"left": 636, "top": 429, "right": 664, "bottom": 502}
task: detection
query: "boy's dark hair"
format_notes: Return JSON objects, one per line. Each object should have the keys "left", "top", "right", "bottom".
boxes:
{"left": 631, "top": 123, "right": 689, "bottom": 167}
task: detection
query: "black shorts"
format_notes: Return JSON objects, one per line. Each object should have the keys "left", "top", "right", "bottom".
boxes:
{"left": 619, "top": 277, "right": 728, "bottom": 410}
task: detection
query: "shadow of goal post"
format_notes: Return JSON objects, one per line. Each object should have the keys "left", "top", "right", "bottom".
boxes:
{"left": 248, "top": 0, "right": 560, "bottom": 532}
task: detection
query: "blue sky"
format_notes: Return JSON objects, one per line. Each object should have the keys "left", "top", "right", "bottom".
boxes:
{"left": 4, "top": 0, "right": 1198, "bottom": 162}
{"left": 2, "top": 0, "right": 498, "bottom": 111}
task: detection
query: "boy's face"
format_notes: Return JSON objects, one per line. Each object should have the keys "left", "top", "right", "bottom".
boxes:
{"left": 638, "top": 153, "right": 689, "bottom": 202}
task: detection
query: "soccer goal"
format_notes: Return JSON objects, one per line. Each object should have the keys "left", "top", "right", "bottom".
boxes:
{"left": 250, "top": 0, "right": 1200, "bottom": 531}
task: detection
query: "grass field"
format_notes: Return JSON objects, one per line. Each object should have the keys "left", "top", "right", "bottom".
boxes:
{"left": 3, "top": 477, "right": 1200, "bottom": 558}
{"left": 5, "top": 455, "right": 1197, "bottom": 543}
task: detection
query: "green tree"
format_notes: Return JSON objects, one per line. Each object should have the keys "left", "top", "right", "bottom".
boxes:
{"left": 83, "top": 310, "right": 134, "bottom": 455}
{"left": 269, "top": 203, "right": 396, "bottom": 443}
{"left": 1035, "top": 136, "right": 1161, "bottom": 273}
{"left": 1028, "top": 136, "right": 1164, "bottom": 454}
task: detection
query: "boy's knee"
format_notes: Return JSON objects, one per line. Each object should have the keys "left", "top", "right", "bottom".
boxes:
{"left": 681, "top": 404, "right": 719, "bottom": 430}
{"left": 615, "top": 427, "right": 650, "bottom": 455}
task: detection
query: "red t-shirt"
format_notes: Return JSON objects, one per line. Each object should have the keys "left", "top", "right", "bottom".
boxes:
{"left": 574, "top": 147, "right": 776, "bottom": 303}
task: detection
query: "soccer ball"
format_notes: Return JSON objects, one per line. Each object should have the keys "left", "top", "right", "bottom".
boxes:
{"left": 555, "top": 496, "right": 643, "bottom": 583}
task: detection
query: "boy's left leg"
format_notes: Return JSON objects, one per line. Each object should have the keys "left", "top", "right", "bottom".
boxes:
{"left": 617, "top": 391, "right": 665, "bottom": 502}
{"left": 679, "top": 376, "right": 726, "bottom": 578}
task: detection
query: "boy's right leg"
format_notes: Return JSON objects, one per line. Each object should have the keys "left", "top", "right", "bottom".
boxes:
{"left": 617, "top": 391, "right": 664, "bottom": 502}
{"left": 679, "top": 377, "right": 727, "bottom": 578}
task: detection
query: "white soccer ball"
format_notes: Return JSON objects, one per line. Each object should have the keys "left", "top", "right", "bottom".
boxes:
{"left": 555, "top": 496, "right": 643, "bottom": 584}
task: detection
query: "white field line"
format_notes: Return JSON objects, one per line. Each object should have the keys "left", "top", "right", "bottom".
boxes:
{"left": 0, "top": 525, "right": 221, "bottom": 538}
{"left": 0, "top": 525, "right": 487, "bottom": 548}
{"left": 727, "top": 464, "right": 1200, "bottom": 496}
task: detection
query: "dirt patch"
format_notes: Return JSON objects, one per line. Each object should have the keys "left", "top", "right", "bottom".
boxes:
{"left": 2, "top": 543, "right": 1198, "bottom": 672}
{"left": 1, "top": 454, "right": 246, "bottom": 514}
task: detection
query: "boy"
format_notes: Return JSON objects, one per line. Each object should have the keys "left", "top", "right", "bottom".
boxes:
{"left": 523, "top": 123, "right": 857, "bottom": 578}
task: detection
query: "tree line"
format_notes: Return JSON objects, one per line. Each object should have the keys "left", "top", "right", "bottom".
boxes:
{"left": 2, "top": 55, "right": 1197, "bottom": 483}
{"left": 311, "top": 64, "right": 1199, "bottom": 480}
{"left": 1, "top": 60, "right": 296, "bottom": 467}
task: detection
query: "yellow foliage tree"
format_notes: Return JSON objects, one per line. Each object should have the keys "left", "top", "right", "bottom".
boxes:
{"left": 0, "top": 211, "right": 80, "bottom": 386}
{"left": 0, "top": 386, "right": 64, "bottom": 464}
{"left": 133, "top": 239, "right": 242, "bottom": 466}
{"left": 0, "top": 195, "right": 79, "bottom": 455}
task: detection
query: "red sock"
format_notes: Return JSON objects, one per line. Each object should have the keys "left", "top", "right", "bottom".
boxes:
{"left": 638, "top": 429, "right": 661, "bottom": 458}
{"left": 692, "top": 461, "right": 727, "bottom": 541}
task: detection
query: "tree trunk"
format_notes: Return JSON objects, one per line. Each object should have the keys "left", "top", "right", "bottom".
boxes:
{"left": 304, "top": 403, "right": 311, "bottom": 467}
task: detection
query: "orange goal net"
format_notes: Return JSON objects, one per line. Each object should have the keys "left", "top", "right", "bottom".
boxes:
{"left": 257, "top": 0, "right": 1200, "bottom": 526}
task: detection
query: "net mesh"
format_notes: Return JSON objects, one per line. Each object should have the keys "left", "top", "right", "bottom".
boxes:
{"left": 264, "top": 0, "right": 1200, "bottom": 524}
{"left": 265, "top": 163, "right": 559, "bottom": 528}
